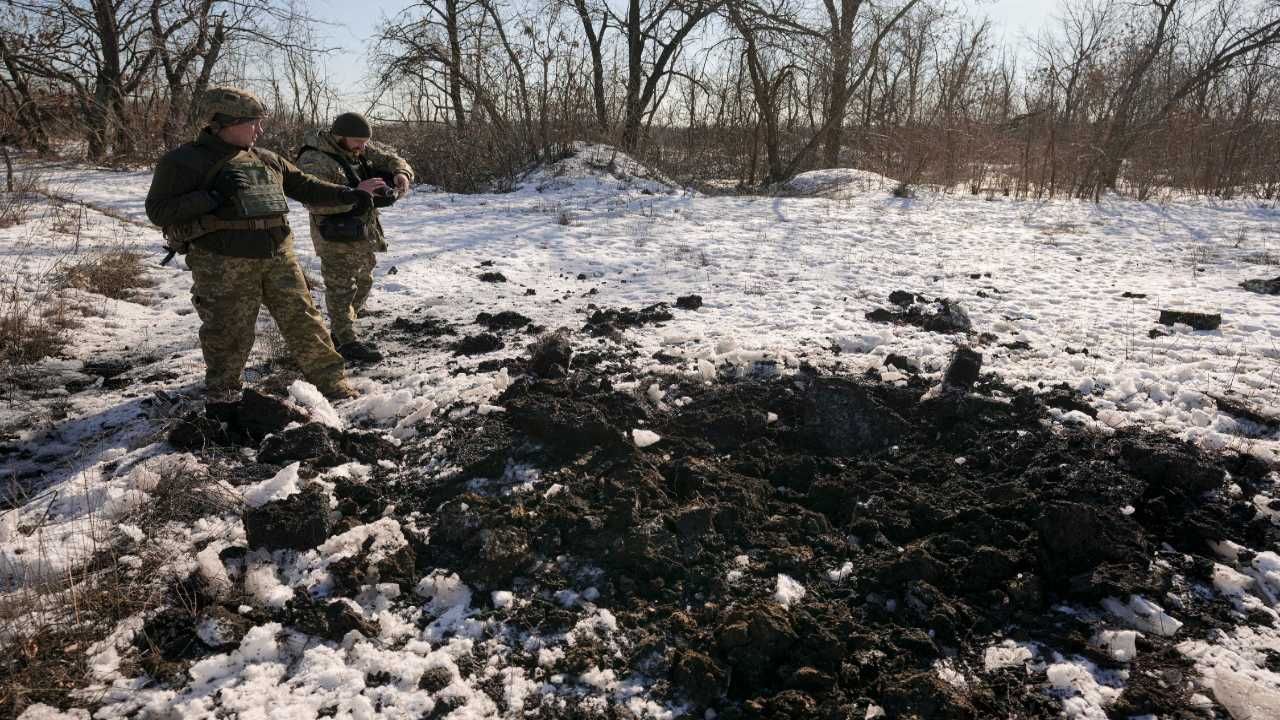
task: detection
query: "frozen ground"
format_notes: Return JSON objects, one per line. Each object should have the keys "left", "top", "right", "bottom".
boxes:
{"left": 2, "top": 146, "right": 1280, "bottom": 718}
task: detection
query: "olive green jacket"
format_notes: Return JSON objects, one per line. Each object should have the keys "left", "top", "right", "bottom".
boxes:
{"left": 146, "top": 129, "right": 355, "bottom": 258}
{"left": 295, "top": 130, "right": 414, "bottom": 252}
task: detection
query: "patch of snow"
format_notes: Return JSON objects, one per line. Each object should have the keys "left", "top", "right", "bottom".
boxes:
{"left": 632, "top": 429, "right": 662, "bottom": 447}
{"left": 288, "top": 380, "right": 343, "bottom": 429}
{"left": 1102, "top": 595, "right": 1184, "bottom": 637}
{"left": 774, "top": 573, "right": 806, "bottom": 609}
{"left": 983, "top": 640, "right": 1036, "bottom": 670}
{"left": 828, "top": 561, "right": 854, "bottom": 582}
{"left": 240, "top": 461, "right": 302, "bottom": 508}
{"left": 782, "top": 168, "right": 898, "bottom": 196}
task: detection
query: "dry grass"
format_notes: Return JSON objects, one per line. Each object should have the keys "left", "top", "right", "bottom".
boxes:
{"left": 62, "top": 245, "right": 152, "bottom": 301}
{"left": 0, "top": 171, "right": 45, "bottom": 229}
{"left": 0, "top": 463, "right": 233, "bottom": 715}
{"left": 0, "top": 277, "right": 76, "bottom": 372}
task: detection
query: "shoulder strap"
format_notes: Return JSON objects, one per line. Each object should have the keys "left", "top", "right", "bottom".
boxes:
{"left": 298, "top": 145, "right": 361, "bottom": 187}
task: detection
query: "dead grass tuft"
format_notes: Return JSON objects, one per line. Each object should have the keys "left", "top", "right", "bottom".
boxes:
{"left": 0, "top": 462, "right": 231, "bottom": 715}
{"left": 0, "top": 286, "right": 72, "bottom": 371}
{"left": 62, "top": 247, "right": 152, "bottom": 301}
{"left": 0, "top": 171, "right": 45, "bottom": 229}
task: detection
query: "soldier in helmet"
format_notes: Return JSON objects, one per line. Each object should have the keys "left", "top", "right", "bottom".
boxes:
{"left": 145, "top": 87, "right": 386, "bottom": 416}
{"left": 295, "top": 112, "right": 413, "bottom": 364}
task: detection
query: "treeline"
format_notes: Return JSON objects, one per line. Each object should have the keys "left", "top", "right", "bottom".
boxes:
{"left": 3, "top": 0, "right": 1280, "bottom": 199}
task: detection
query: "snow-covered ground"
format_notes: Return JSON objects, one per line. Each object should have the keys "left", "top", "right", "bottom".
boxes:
{"left": 3, "top": 147, "right": 1280, "bottom": 718}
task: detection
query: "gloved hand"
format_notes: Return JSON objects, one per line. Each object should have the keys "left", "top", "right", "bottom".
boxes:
{"left": 213, "top": 167, "right": 252, "bottom": 199}
{"left": 342, "top": 188, "right": 374, "bottom": 214}
{"left": 372, "top": 186, "right": 397, "bottom": 208}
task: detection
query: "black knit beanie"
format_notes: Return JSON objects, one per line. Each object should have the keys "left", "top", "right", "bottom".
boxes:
{"left": 331, "top": 112, "right": 372, "bottom": 138}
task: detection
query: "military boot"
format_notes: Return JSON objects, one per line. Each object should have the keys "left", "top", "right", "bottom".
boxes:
{"left": 205, "top": 400, "right": 240, "bottom": 424}
{"left": 320, "top": 379, "right": 358, "bottom": 400}
{"left": 336, "top": 339, "right": 384, "bottom": 364}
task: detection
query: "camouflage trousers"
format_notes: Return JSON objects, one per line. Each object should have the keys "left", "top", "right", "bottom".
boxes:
{"left": 311, "top": 233, "right": 377, "bottom": 346}
{"left": 187, "top": 243, "right": 346, "bottom": 399}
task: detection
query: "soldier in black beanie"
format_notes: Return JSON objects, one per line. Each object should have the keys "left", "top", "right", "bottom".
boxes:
{"left": 295, "top": 112, "right": 414, "bottom": 364}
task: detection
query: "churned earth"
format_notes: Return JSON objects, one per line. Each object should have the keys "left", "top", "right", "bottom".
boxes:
{"left": 51, "top": 328, "right": 1280, "bottom": 719}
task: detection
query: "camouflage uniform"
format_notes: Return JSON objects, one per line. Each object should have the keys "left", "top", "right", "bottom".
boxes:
{"left": 295, "top": 129, "right": 413, "bottom": 346}
{"left": 145, "top": 89, "right": 369, "bottom": 402}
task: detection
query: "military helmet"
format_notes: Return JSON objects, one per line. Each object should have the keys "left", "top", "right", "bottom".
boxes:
{"left": 203, "top": 86, "right": 267, "bottom": 121}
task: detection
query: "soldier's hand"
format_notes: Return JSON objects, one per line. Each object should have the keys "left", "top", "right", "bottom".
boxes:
{"left": 214, "top": 167, "right": 252, "bottom": 198}
{"left": 356, "top": 177, "right": 387, "bottom": 194}
{"left": 343, "top": 188, "right": 374, "bottom": 214}
{"left": 393, "top": 172, "right": 410, "bottom": 195}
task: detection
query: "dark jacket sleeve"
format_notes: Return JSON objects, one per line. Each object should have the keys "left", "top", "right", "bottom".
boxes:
{"left": 272, "top": 152, "right": 357, "bottom": 207}
{"left": 145, "top": 153, "right": 221, "bottom": 227}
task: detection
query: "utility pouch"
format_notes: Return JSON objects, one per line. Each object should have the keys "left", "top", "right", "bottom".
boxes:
{"left": 234, "top": 165, "right": 289, "bottom": 218}
{"left": 317, "top": 214, "right": 367, "bottom": 242}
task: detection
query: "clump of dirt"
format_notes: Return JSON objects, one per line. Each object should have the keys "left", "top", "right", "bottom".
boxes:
{"left": 385, "top": 313, "right": 456, "bottom": 348}
{"left": 478, "top": 271, "right": 508, "bottom": 283}
{"left": 528, "top": 330, "right": 574, "bottom": 378}
{"left": 1158, "top": 309, "right": 1221, "bottom": 331}
{"left": 476, "top": 310, "right": 532, "bottom": 331}
{"left": 867, "top": 291, "right": 972, "bottom": 334}
{"left": 243, "top": 484, "right": 333, "bottom": 550}
{"left": 168, "top": 389, "right": 308, "bottom": 451}
{"left": 1241, "top": 277, "right": 1280, "bottom": 295}
{"left": 258, "top": 422, "right": 399, "bottom": 467}
{"left": 584, "top": 303, "right": 674, "bottom": 336}
{"left": 451, "top": 333, "right": 504, "bottom": 355}
{"left": 676, "top": 295, "right": 703, "bottom": 310}
{"left": 381, "top": 364, "right": 1274, "bottom": 718}
{"left": 134, "top": 608, "right": 207, "bottom": 683}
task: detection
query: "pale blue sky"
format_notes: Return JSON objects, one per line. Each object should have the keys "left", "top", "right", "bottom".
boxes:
{"left": 312, "top": 0, "right": 1061, "bottom": 96}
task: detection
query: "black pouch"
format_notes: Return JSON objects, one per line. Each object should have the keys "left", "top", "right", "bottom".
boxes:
{"left": 317, "top": 213, "right": 367, "bottom": 242}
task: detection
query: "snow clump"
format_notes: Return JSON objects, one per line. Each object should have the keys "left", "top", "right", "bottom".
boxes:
{"left": 773, "top": 574, "right": 806, "bottom": 609}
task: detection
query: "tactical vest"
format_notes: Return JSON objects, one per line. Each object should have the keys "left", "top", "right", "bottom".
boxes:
{"left": 297, "top": 145, "right": 381, "bottom": 243}
{"left": 162, "top": 149, "right": 290, "bottom": 256}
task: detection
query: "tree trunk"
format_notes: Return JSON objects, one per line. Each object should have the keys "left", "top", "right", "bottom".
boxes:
{"left": 572, "top": 0, "right": 609, "bottom": 133}
{"left": 621, "top": 0, "right": 644, "bottom": 150}
{"left": 446, "top": 0, "right": 466, "bottom": 130}
{"left": 821, "top": 0, "right": 861, "bottom": 168}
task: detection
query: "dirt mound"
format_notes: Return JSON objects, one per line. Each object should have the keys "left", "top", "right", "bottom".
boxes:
{"left": 584, "top": 303, "right": 674, "bottom": 337}
{"left": 517, "top": 142, "right": 678, "bottom": 194}
{"left": 147, "top": 345, "right": 1276, "bottom": 718}
{"left": 476, "top": 310, "right": 533, "bottom": 331}
{"left": 866, "top": 291, "right": 973, "bottom": 334}
{"left": 1241, "top": 276, "right": 1280, "bottom": 295}
{"left": 369, "top": 366, "right": 1271, "bottom": 717}
{"left": 169, "top": 389, "right": 308, "bottom": 450}
{"left": 780, "top": 168, "right": 898, "bottom": 197}
{"left": 452, "top": 333, "right": 505, "bottom": 355}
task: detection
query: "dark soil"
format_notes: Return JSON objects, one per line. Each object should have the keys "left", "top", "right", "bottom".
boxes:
{"left": 452, "top": 333, "right": 505, "bottom": 355}
{"left": 155, "top": 340, "right": 1277, "bottom": 718}
{"left": 476, "top": 310, "right": 533, "bottom": 331}
{"left": 372, "top": 364, "right": 1272, "bottom": 718}
{"left": 1158, "top": 310, "right": 1221, "bottom": 331}
{"left": 584, "top": 303, "right": 674, "bottom": 336}
{"left": 867, "top": 292, "right": 972, "bottom": 334}
{"left": 1240, "top": 277, "right": 1280, "bottom": 295}
{"left": 243, "top": 485, "right": 333, "bottom": 550}
{"left": 384, "top": 313, "right": 457, "bottom": 349}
